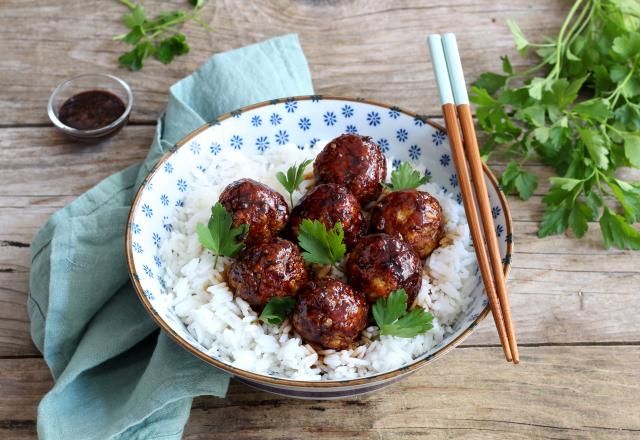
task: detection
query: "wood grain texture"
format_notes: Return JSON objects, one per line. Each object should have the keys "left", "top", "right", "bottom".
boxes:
{"left": 1, "top": 347, "right": 639, "bottom": 439}
{"left": 0, "top": 0, "right": 569, "bottom": 124}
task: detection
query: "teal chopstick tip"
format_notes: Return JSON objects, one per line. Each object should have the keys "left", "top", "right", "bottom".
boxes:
{"left": 427, "top": 34, "right": 454, "bottom": 105}
{"left": 442, "top": 33, "right": 470, "bottom": 105}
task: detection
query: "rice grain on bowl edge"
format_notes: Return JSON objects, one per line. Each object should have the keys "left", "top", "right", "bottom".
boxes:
{"left": 158, "top": 140, "right": 479, "bottom": 381}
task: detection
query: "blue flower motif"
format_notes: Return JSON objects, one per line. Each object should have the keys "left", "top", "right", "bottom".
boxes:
{"left": 154, "top": 255, "right": 162, "bottom": 268}
{"left": 298, "top": 117, "right": 311, "bottom": 131}
{"left": 392, "top": 159, "right": 401, "bottom": 170}
{"left": 164, "top": 162, "right": 173, "bottom": 174}
{"left": 492, "top": 206, "right": 502, "bottom": 219}
{"left": 309, "top": 138, "right": 320, "bottom": 148}
{"left": 377, "top": 138, "right": 390, "bottom": 153}
{"left": 158, "top": 276, "right": 166, "bottom": 291}
{"left": 440, "top": 154, "right": 451, "bottom": 167}
{"left": 131, "top": 223, "right": 141, "bottom": 234}
{"left": 456, "top": 193, "right": 463, "bottom": 205}
{"left": 256, "top": 136, "right": 270, "bottom": 152}
{"left": 230, "top": 110, "right": 241, "bottom": 118}
{"left": 189, "top": 141, "right": 201, "bottom": 155}
{"left": 409, "top": 144, "right": 421, "bottom": 160}
{"left": 175, "top": 199, "right": 184, "bottom": 207}
{"left": 284, "top": 98, "right": 298, "bottom": 113}
{"left": 152, "top": 232, "right": 161, "bottom": 248}
{"left": 341, "top": 105, "right": 354, "bottom": 118}
{"left": 209, "top": 142, "right": 221, "bottom": 155}
{"left": 230, "top": 135, "right": 243, "bottom": 150}
{"left": 270, "top": 113, "right": 282, "bottom": 125}
{"left": 367, "top": 111, "right": 381, "bottom": 127}
{"left": 163, "top": 216, "right": 173, "bottom": 232}
{"left": 132, "top": 242, "right": 143, "bottom": 254}
{"left": 450, "top": 174, "right": 459, "bottom": 188}
{"left": 311, "top": 95, "right": 322, "bottom": 102}
{"left": 197, "top": 165, "right": 207, "bottom": 173}
{"left": 297, "top": 144, "right": 305, "bottom": 150}
{"left": 147, "top": 181, "right": 154, "bottom": 191}
{"left": 432, "top": 130, "right": 446, "bottom": 146}
{"left": 345, "top": 124, "right": 358, "bottom": 134}
{"left": 323, "top": 111, "right": 337, "bottom": 126}
{"left": 440, "top": 185, "right": 448, "bottom": 194}
{"left": 251, "top": 115, "right": 262, "bottom": 127}
{"left": 143, "top": 264, "right": 153, "bottom": 278}
{"left": 177, "top": 179, "right": 187, "bottom": 192}
{"left": 388, "top": 107, "right": 401, "bottom": 119}
{"left": 142, "top": 204, "right": 153, "bottom": 218}
{"left": 413, "top": 115, "right": 425, "bottom": 127}
{"left": 160, "top": 194, "right": 169, "bottom": 206}
{"left": 275, "top": 130, "right": 289, "bottom": 145}
{"left": 424, "top": 168, "right": 432, "bottom": 179}
{"left": 143, "top": 289, "right": 154, "bottom": 300}
{"left": 496, "top": 224, "right": 504, "bottom": 237}
{"left": 396, "top": 128, "right": 408, "bottom": 142}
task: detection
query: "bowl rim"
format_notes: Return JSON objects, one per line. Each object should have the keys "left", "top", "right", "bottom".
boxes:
{"left": 47, "top": 73, "right": 133, "bottom": 137}
{"left": 125, "top": 95, "right": 513, "bottom": 388}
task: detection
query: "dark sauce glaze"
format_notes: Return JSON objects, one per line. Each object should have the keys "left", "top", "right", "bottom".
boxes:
{"left": 58, "top": 90, "right": 125, "bottom": 130}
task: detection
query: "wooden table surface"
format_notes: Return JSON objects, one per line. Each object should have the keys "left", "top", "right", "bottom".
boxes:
{"left": 2, "top": 1, "right": 640, "bottom": 438}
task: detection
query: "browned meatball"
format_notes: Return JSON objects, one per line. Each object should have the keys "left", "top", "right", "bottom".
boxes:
{"left": 227, "top": 238, "right": 308, "bottom": 309}
{"left": 314, "top": 134, "right": 387, "bottom": 204}
{"left": 346, "top": 234, "right": 422, "bottom": 305}
{"left": 288, "top": 183, "right": 366, "bottom": 249}
{"left": 370, "top": 190, "right": 445, "bottom": 258}
{"left": 292, "top": 278, "right": 369, "bottom": 350}
{"left": 219, "top": 178, "right": 289, "bottom": 247}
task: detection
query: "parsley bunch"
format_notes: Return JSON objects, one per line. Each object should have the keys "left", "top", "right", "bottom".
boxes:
{"left": 471, "top": 0, "right": 640, "bottom": 249}
{"left": 196, "top": 202, "right": 248, "bottom": 270}
{"left": 113, "top": 0, "right": 211, "bottom": 71}
{"left": 372, "top": 289, "right": 433, "bottom": 338}
{"left": 382, "top": 162, "right": 430, "bottom": 192}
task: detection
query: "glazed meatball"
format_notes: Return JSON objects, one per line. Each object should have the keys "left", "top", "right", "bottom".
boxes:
{"left": 314, "top": 134, "right": 387, "bottom": 204}
{"left": 219, "top": 178, "right": 289, "bottom": 247}
{"left": 228, "top": 238, "right": 308, "bottom": 309}
{"left": 288, "top": 183, "right": 366, "bottom": 249}
{"left": 370, "top": 190, "right": 445, "bottom": 258}
{"left": 292, "top": 278, "right": 369, "bottom": 350}
{"left": 346, "top": 234, "right": 422, "bottom": 305}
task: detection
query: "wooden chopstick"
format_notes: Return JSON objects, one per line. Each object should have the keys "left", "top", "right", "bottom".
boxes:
{"left": 428, "top": 35, "right": 514, "bottom": 362}
{"left": 441, "top": 34, "right": 519, "bottom": 363}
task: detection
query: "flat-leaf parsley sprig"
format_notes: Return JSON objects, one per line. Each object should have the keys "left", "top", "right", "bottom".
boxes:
{"left": 372, "top": 289, "right": 433, "bottom": 338}
{"left": 276, "top": 159, "right": 313, "bottom": 206}
{"left": 297, "top": 219, "right": 346, "bottom": 270}
{"left": 114, "top": 0, "right": 212, "bottom": 71}
{"left": 382, "top": 162, "right": 430, "bottom": 192}
{"left": 471, "top": 0, "right": 640, "bottom": 249}
{"left": 196, "top": 202, "right": 248, "bottom": 270}
{"left": 259, "top": 297, "right": 296, "bottom": 325}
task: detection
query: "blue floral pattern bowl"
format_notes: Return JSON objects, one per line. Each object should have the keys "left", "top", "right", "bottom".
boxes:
{"left": 126, "top": 96, "right": 513, "bottom": 399}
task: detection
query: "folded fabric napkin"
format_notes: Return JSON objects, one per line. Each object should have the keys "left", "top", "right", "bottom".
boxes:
{"left": 28, "top": 34, "right": 314, "bottom": 440}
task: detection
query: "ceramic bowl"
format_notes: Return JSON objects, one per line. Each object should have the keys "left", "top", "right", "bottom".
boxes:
{"left": 126, "top": 96, "right": 513, "bottom": 399}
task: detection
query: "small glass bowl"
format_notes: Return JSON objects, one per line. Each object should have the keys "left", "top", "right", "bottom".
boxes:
{"left": 47, "top": 73, "right": 133, "bottom": 141}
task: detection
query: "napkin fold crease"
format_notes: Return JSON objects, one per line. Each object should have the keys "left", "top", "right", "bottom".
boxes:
{"left": 27, "top": 34, "right": 314, "bottom": 440}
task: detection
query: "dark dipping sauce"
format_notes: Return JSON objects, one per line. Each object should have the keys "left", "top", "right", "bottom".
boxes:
{"left": 58, "top": 90, "right": 126, "bottom": 131}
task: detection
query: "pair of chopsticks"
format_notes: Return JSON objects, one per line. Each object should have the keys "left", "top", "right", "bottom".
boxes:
{"left": 428, "top": 34, "right": 519, "bottom": 363}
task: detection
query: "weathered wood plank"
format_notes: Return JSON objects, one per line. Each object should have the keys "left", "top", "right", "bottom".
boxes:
{"left": 0, "top": 0, "right": 569, "bottom": 125}
{"left": 1, "top": 347, "right": 639, "bottom": 439}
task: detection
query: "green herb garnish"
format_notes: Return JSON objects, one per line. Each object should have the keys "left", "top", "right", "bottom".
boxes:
{"left": 196, "top": 202, "right": 248, "bottom": 270}
{"left": 276, "top": 159, "right": 313, "bottom": 206}
{"left": 259, "top": 297, "right": 296, "bottom": 325}
{"left": 382, "top": 162, "right": 430, "bottom": 191}
{"left": 471, "top": 0, "right": 640, "bottom": 249}
{"left": 297, "top": 219, "right": 346, "bottom": 269}
{"left": 114, "top": 0, "right": 212, "bottom": 71}
{"left": 372, "top": 289, "right": 433, "bottom": 338}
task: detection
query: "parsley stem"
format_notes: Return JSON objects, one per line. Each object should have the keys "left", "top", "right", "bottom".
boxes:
{"left": 289, "top": 193, "right": 294, "bottom": 208}
{"left": 213, "top": 253, "right": 219, "bottom": 271}
{"left": 119, "top": 0, "right": 137, "bottom": 10}
{"left": 551, "top": 0, "right": 585, "bottom": 80}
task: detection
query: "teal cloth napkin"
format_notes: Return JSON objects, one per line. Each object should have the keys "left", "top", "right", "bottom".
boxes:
{"left": 28, "top": 34, "right": 314, "bottom": 440}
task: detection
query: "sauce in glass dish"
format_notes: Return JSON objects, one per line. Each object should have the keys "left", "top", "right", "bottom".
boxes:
{"left": 58, "top": 90, "right": 126, "bottom": 131}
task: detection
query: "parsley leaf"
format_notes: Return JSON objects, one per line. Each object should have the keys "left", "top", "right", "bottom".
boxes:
{"left": 383, "top": 162, "right": 430, "bottom": 191}
{"left": 297, "top": 219, "right": 346, "bottom": 266}
{"left": 114, "top": 0, "right": 211, "bottom": 71}
{"left": 372, "top": 289, "right": 433, "bottom": 338}
{"left": 259, "top": 297, "right": 296, "bottom": 325}
{"left": 471, "top": 0, "right": 640, "bottom": 249}
{"left": 196, "top": 202, "right": 248, "bottom": 270}
{"left": 276, "top": 159, "right": 312, "bottom": 206}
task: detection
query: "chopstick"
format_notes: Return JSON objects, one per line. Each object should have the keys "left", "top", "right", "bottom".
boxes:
{"left": 428, "top": 34, "right": 517, "bottom": 363}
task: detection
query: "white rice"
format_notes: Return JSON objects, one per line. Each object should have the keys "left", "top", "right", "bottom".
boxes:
{"left": 158, "top": 141, "right": 478, "bottom": 380}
